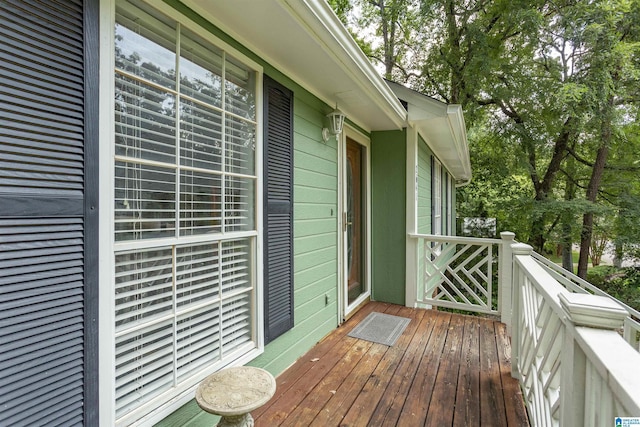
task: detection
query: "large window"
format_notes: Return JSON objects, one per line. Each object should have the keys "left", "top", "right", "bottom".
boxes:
{"left": 113, "top": 0, "right": 259, "bottom": 423}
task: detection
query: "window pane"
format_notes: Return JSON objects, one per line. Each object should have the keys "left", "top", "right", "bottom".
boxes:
{"left": 225, "top": 55, "right": 255, "bottom": 120}
{"left": 176, "top": 305, "right": 221, "bottom": 382}
{"left": 115, "top": 247, "right": 174, "bottom": 331}
{"left": 225, "top": 115, "right": 256, "bottom": 175}
{"left": 176, "top": 244, "right": 220, "bottom": 308}
{"left": 180, "top": 98, "right": 222, "bottom": 171}
{"left": 115, "top": 3, "right": 176, "bottom": 90}
{"left": 180, "top": 28, "right": 223, "bottom": 107}
{"left": 180, "top": 170, "right": 222, "bottom": 236}
{"left": 115, "top": 319, "right": 174, "bottom": 418}
{"left": 115, "top": 74, "right": 176, "bottom": 164}
{"left": 221, "top": 238, "right": 252, "bottom": 294}
{"left": 221, "top": 292, "right": 252, "bottom": 357}
{"left": 115, "top": 161, "right": 176, "bottom": 241}
{"left": 113, "top": 1, "right": 259, "bottom": 422}
{"left": 225, "top": 176, "right": 255, "bottom": 232}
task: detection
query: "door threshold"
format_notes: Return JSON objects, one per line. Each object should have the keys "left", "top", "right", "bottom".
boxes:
{"left": 343, "top": 297, "right": 371, "bottom": 322}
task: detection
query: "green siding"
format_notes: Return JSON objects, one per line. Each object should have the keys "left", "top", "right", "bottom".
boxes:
{"left": 417, "top": 136, "right": 432, "bottom": 234}
{"left": 247, "top": 93, "right": 339, "bottom": 373}
{"left": 416, "top": 136, "right": 432, "bottom": 299}
{"left": 371, "top": 130, "right": 406, "bottom": 305}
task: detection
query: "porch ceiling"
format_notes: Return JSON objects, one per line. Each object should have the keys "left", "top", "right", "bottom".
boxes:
{"left": 182, "top": 0, "right": 407, "bottom": 133}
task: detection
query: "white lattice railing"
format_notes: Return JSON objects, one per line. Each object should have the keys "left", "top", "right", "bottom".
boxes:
{"left": 512, "top": 244, "right": 640, "bottom": 427}
{"left": 407, "top": 232, "right": 515, "bottom": 319}
{"left": 531, "top": 251, "right": 640, "bottom": 351}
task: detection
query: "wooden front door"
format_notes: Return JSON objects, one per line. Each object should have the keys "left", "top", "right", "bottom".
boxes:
{"left": 346, "top": 138, "right": 365, "bottom": 306}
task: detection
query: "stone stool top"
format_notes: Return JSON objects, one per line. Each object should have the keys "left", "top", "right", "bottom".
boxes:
{"left": 195, "top": 366, "right": 276, "bottom": 417}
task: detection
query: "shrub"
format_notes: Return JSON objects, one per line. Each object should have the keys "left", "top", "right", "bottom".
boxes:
{"left": 586, "top": 265, "right": 618, "bottom": 287}
{"left": 587, "top": 266, "right": 640, "bottom": 312}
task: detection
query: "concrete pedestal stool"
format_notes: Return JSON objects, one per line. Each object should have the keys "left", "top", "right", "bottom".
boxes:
{"left": 195, "top": 366, "right": 276, "bottom": 427}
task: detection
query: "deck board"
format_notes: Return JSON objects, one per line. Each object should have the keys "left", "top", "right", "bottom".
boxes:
{"left": 254, "top": 302, "right": 529, "bottom": 426}
{"left": 453, "top": 316, "right": 481, "bottom": 427}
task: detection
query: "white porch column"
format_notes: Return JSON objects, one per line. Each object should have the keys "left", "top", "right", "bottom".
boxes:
{"left": 405, "top": 126, "right": 418, "bottom": 308}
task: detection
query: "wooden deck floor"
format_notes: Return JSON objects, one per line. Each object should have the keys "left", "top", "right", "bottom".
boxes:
{"left": 253, "top": 302, "right": 529, "bottom": 426}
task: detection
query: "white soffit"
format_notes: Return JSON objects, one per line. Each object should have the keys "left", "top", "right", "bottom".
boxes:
{"left": 386, "top": 81, "right": 472, "bottom": 183}
{"left": 182, "top": 0, "right": 407, "bottom": 132}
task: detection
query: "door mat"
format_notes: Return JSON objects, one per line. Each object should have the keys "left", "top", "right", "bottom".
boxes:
{"left": 348, "top": 312, "right": 411, "bottom": 346}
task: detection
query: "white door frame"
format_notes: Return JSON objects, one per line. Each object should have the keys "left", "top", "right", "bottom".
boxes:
{"left": 338, "top": 125, "right": 372, "bottom": 322}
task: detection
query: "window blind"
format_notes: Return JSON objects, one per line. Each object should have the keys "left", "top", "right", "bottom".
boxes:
{"left": 113, "top": 1, "right": 258, "bottom": 423}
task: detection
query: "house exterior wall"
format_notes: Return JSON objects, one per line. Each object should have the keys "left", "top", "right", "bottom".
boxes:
{"left": 416, "top": 135, "right": 432, "bottom": 298}
{"left": 371, "top": 129, "right": 407, "bottom": 305}
{"left": 451, "top": 183, "right": 457, "bottom": 235}
{"left": 251, "top": 90, "right": 340, "bottom": 372}
{"left": 2, "top": 0, "right": 465, "bottom": 424}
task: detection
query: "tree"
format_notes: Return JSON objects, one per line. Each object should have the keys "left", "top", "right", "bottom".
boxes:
{"left": 572, "top": 0, "right": 640, "bottom": 277}
{"left": 333, "top": 0, "right": 640, "bottom": 270}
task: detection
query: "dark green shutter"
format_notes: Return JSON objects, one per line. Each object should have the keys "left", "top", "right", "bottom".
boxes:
{"left": 0, "top": 0, "right": 99, "bottom": 425}
{"left": 263, "top": 75, "right": 294, "bottom": 344}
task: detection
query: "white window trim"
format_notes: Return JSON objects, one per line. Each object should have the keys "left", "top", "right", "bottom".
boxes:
{"left": 433, "top": 158, "right": 442, "bottom": 235}
{"left": 99, "top": 1, "right": 264, "bottom": 425}
{"left": 447, "top": 174, "right": 454, "bottom": 236}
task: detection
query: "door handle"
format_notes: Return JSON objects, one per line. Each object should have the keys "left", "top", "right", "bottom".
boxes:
{"left": 343, "top": 212, "right": 351, "bottom": 232}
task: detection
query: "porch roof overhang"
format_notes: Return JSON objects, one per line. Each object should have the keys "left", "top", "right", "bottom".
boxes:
{"left": 182, "top": 0, "right": 407, "bottom": 133}
{"left": 386, "top": 81, "right": 472, "bottom": 185}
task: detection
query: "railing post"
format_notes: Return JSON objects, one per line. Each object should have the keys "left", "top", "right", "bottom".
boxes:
{"left": 559, "top": 293, "right": 629, "bottom": 427}
{"left": 405, "top": 234, "right": 419, "bottom": 308}
{"left": 510, "top": 243, "right": 532, "bottom": 380}
{"left": 499, "top": 232, "right": 516, "bottom": 332}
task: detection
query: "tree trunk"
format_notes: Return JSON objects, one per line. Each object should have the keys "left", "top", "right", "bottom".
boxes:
{"left": 530, "top": 215, "right": 546, "bottom": 253}
{"left": 561, "top": 156, "right": 576, "bottom": 272}
{"left": 614, "top": 241, "right": 623, "bottom": 268}
{"left": 562, "top": 239, "right": 574, "bottom": 271}
{"left": 444, "top": 0, "right": 462, "bottom": 104}
{"left": 526, "top": 117, "right": 575, "bottom": 253}
{"left": 577, "top": 98, "right": 613, "bottom": 278}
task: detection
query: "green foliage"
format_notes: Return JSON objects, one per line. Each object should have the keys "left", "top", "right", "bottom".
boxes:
{"left": 331, "top": 0, "right": 640, "bottom": 257}
{"left": 587, "top": 266, "right": 640, "bottom": 312}
{"left": 327, "top": 0, "right": 352, "bottom": 24}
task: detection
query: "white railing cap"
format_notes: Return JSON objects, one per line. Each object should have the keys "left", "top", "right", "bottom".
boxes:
{"left": 559, "top": 293, "right": 629, "bottom": 329}
{"left": 511, "top": 242, "right": 533, "bottom": 255}
{"left": 500, "top": 231, "right": 516, "bottom": 240}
